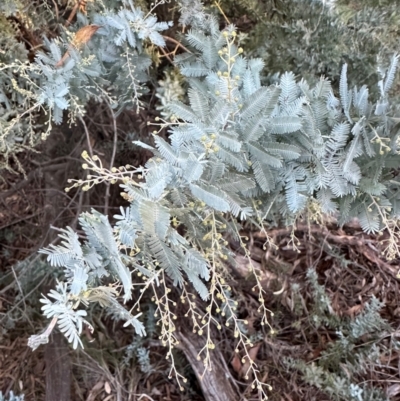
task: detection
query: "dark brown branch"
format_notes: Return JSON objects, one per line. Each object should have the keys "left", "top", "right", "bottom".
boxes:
{"left": 0, "top": 163, "right": 69, "bottom": 201}
{"left": 65, "top": 0, "right": 82, "bottom": 27}
{"left": 162, "top": 35, "right": 192, "bottom": 54}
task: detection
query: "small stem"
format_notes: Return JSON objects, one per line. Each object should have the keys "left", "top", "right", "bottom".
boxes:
{"left": 104, "top": 104, "right": 118, "bottom": 216}
{"left": 162, "top": 35, "right": 193, "bottom": 54}
{"left": 44, "top": 316, "right": 59, "bottom": 336}
{"left": 65, "top": 0, "right": 82, "bottom": 27}
{"left": 159, "top": 45, "right": 173, "bottom": 64}
{"left": 214, "top": 1, "right": 231, "bottom": 24}
{"left": 78, "top": 116, "right": 94, "bottom": 158}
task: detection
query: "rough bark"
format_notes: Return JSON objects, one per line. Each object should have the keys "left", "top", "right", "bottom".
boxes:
{"left": 176, "top": 331, "right": 238, "bottom": 401}
{"left": 42, "top": 130, "right": 72, "bottom": 401}
{"left": 45, "top": 331, "right": 71, "bottom": 401}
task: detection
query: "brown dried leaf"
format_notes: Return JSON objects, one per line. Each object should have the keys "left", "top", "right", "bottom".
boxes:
{"left": 344, "top": 304, "right": 363, "bottom": 318}
{"left": 231, "top": 354, "right": 241, "bottom": 375}
{"left": 387, "top": 384, "right": 400, "bottom": 397}
{"left": 78, "top": 0, "right": 91, "bottom": 14}
{"left": 55, "top": 25, "right": 100, "bottom": 67}
{"left": 72, "top": 24, "right": 101, "bottom": 47}
{"left": 86, "top": 380, "right": 104, "bottom": 401}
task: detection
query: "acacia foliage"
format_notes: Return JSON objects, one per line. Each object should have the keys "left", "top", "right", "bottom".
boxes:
{"left": 27, "top": 0, "right": 400, "bottom": 378}
{"left": 1, "top": 0, "right": 400, "bottom": 399}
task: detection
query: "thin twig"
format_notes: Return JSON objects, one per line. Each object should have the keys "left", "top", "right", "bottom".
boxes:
{"left": 65, "top": 0, "right": 82, "bottom": 27}
{"left": 51, "top": 0, "right": 60, "bottom": 20}
{"left": 11, "top": 267, "right": 28, "bottom": 319}
{"left": 44, "top": 316, "right": 59, "bottom": 336}
{"left": 0, "top": 254, "right": 41, "bottom": 295}
{"left": 310, "top": 0, "right": 325, "bottom": 34}
{"left": 11, "top": 266, "right": 34, "bottom": 328}
{"left": 71, "top": 190, "right": 85, "bottom": 230}
{"left": 159, "top": 45, "right": 174, "bottom": 64}
{"left": 0, "top": 273, "right": 49, "bottom": 320}
{"left": 213, "top": 1, "right": 231, "bottom": 25}
{"left": 79, "top": 115, "right": 94, "bottom": 158}
{"left": 104, "top": 104, "right": 118, "bottom": 216}
{"left": 0, "top": 162, "right": 69, "bottom": 200}
{"left": 14, "top": 102, "right": 41, "bottom": 123}
{"left": 162, "top": 35, "right": 192, "bottom": 54}
{"left": 0, "top": 210, "right": 43, "bottom": 231}
{"left": 50, "top": 185, "right": 82, "bottom": 236}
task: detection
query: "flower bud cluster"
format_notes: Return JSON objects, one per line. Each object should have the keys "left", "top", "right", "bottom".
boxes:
{"left": 64, "top": 150, "right": 139, "bottom": 193}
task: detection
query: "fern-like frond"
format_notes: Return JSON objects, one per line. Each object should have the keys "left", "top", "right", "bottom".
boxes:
{"left": 247, "top": 143, "right": 282, "bottom": 168}
{"left": 216, "top": 131, "right": 242, "bottom": 152}
{"left": 188, "top": 87, "right": 210, "bottom": 121}
{"left": 216, "top": 148, "right": 248, "bottom": 172}
{"left": 154, "top": 136, "right": 180, "bottom": 165}
{"left": 139, "top": 201, "right": 170, "bottom": 240}
{"left": 180, "top": 61, "right": 209, "bottom": 77}
{"left": 189, "top": 183, "right": 230, "bottom": 211}
{"left": 168, "top": 100, "right": 198, "bottom": 122}
{"left": 358, "top": 205, "right": 380, "bottom": 234}
{"left": 279, "top": 71, "right": 298, "bottom": 105}
{"left": 383, "top": 54, "right": 399, "bottom": 94}
{"left": 147, "top": 236, "right": 183, "bottom": 285}
{"left": 340, "top": 64, "right": 352, "bottom": 122}
{"left": 252, "top": 161, "right": 275, "bottom": 193}
{"left": 265, "top": 141, "right": 301, "bottom": 160}
{"left": 241, "top": 114, "right": 268, "bottom": 143}
{"left": 185, "top": 270, "right": 209, "bottom": 300}
{"left": 240, "top": 87, "right": 274, "bottom": 120}
{"left": 268, "top": 116, "right": 302, "bottom": 135}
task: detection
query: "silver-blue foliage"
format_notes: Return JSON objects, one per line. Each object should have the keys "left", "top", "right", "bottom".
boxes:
{"left": 29, "top": 7, "right": 400, "bottom": 351}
